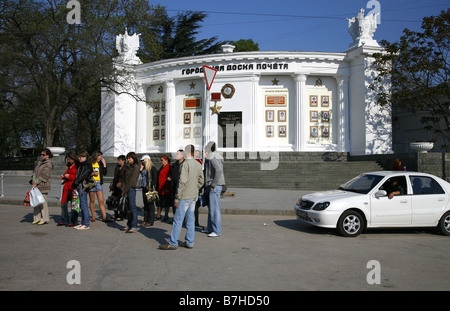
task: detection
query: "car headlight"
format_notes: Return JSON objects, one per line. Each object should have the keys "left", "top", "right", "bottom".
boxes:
{"left": 313, "top": 201, "right": 330, "bottom": 211}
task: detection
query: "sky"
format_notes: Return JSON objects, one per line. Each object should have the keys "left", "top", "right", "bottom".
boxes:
{"left": 154, "top": 0, "right": 449, "bottom": 52}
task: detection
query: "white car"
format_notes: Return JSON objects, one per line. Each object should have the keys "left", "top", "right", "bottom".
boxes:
{"left": 294, "top": 171, "right": 450, "bottom": 237}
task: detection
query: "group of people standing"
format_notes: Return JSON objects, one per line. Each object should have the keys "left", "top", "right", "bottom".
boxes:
{"left": 30, "top": 142, "right": 226, "bottom": 249}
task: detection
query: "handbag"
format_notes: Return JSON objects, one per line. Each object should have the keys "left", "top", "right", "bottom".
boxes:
{"left": 71, "top": 190, "right": 80, "bottom": 213}
{"left": 118, "top": 196, "right": 129, "bottom": 213}
{"left": 82, "top": 178, "right": 95, "bottom": 192}
{"left": 23, "top": 190, "right": 31, "bottom": 206}
{"left": 106, "top": 195, "right": 120, "bottom": 210}
{"left": 29, "top": 187, "right": 45, "bottom": 207}
{"left": 198, "top": 193, "right": 209, "bottom": 207}
{"left": 145, "top": 186, "right": 159, "bottom": 203}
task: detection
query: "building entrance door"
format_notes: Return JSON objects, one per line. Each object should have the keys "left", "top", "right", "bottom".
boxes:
{"left": 218, "top": 112, "right": 242, "bottom": 148}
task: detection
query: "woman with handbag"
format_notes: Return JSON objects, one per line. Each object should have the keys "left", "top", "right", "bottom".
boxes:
{"left": 140, "top": 155, "right": 158, "bottom": 227}
{"left": 71, "top": 151, "right": 93, "bottom": 230}
{"left": 31, "top": 148, "right": 54, "bottom": 225}
{"left": 57, "top": 152, "right": 78, "bottom": 227}
{"left": 122, "top": 152, "right": 140, "bottom": 233}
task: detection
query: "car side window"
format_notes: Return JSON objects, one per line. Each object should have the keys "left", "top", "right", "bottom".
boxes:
{"left": 409, "top": 176, "right": 445, "bottom": 195}
{"left": 380, "top": 176, "right": 408, "bottom": 195}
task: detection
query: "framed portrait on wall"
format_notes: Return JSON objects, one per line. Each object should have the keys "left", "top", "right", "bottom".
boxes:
{"left": 184, "top": 112, "right": 191, "bottom": 124}
{"left": 161, "top": 129, "right": 165, "bottom": 140}
{"left": 194, "top": 127, "right": 202, "bottom": 138}
{"left": 266, "top": 110, "right": 274, "bottom": 122}
{"left": 278, "top": 110, "right": 286, "bottom": 122}
{"left": 310, "top": 95, "right": 318, "bottom": 107}
{"left": 161, "top": 101, "right": 166, "bottom": 111}
{"left": 153, "top": 129, "right": 159, "bottom": 140}
{"left": 322, "top": 126, "right": 330, "bottom": 137}
{"left": 153, "top": 115, "right": 159, "bottom": 126}
{"left": 310, "top": 126, "right": 318, "bottom": 137}
{"left": 153, "top": 102, "right": 159, "bottom": 113}
{"left": 322, "top": 111, "right": 329, "bottom": 122}
{"left": 310, "top": 111, "right": 318, "bottom": 122}
{"left": 321, "top": 96, "right": 329, "bottom": 107}
{"left": 194, "top": 112, "right": 202, "bottom": 123}
{"left": 266, "top": 125, "right": 274, "bottom": 137}
{"left": 279, "top": 126, "right": 287, "bottom": 137}
{"left": 161, "top": 115, "right": 166, "bottom": 125}
{"left": 183, "top": 127, "right": 191, "bottom": 139}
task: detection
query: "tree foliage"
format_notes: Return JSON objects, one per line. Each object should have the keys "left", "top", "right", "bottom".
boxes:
{"left": 371, "top": 9, "right": 449, "bottom": 151}
{"left": 228, "top": 39, "right": 260, "bottom": 52}
{"left": 0, "top": 1, "right": 223, "bottom": 155}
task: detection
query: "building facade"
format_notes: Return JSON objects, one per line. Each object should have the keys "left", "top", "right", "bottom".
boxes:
{"left": 101, "top": 9, "right": 392, "bottom": 157}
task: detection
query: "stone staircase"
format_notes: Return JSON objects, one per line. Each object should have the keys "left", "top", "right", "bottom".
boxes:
{"left": 223, "top": 152, "right": 383, "bottom": 191}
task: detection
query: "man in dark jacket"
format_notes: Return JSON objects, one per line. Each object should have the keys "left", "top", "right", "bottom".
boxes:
{"left": 71, "top": 151, "right": 93, "bottom": 230}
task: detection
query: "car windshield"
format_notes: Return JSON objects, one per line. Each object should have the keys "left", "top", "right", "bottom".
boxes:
{"left": 338, "top": 174, "right": 384, "bottom": 194}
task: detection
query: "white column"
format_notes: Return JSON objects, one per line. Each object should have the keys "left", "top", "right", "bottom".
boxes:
{"left": 202, "top": 78, "right": 211, "bottom": 148}
{"left": 164, "top": 80, "right": 176, "bottom": 153}
{"left": 336, "top": 75, "right": 350, "bottom": 152}
{"left": 292, "top": 74, "right": 307, "bottom": 151}
{"left": 250, "top": 75, "right": 260, "bottom": 153}
{"left": 135, "top": 84, "right": 147, "bottom": 153}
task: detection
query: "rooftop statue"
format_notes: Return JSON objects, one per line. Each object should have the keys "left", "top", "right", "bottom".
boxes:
{"left": 347, "top": 9, "right": 380, "bottom": 50}
{"left": 115, "top": 28, "right": 142, "bottom": 65}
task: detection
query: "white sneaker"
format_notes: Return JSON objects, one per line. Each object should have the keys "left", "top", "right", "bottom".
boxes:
{"left": 207, "top": 232, "right": 221, "bottom": 237}
{"left": 75, "top": 225, "right": 90, "bottom": 230}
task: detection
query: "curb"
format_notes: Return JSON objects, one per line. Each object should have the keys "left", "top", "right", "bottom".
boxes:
{"left": 0, "top": 199, "right": 295, "bottom": 216}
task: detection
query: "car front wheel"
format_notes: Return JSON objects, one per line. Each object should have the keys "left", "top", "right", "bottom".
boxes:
{"left": 337, "top": 210, "right": 364, "bottom": 237}
{"left": 437, "top": 211, "right": 450, "bottom": 236}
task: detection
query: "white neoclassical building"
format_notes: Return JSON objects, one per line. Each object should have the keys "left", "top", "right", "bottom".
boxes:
{"left": 101, "top": 9, "right": 392, "bottom": 157}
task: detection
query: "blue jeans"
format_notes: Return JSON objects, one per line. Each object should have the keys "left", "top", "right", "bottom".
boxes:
{"left": 207, "top": 185, "right": 222, "bottom": 235}
{"left": 169, "top": 198, "right": 197, "bottom": 247}
{"left": 127, "top": 187, "right": 138, "bottom": 231}
{"left": 89, "top": 183, "right": 103, "bottom": 192}
{"left": 78, "top": 185, "right": 90, "bottom": 226}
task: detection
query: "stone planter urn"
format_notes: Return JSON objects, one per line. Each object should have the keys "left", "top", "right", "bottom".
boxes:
{"left": 409, "top": 142, "right": 434, "bottom": 153}
{"left": 48, "top": 147, "right": 66, "bottom": 156}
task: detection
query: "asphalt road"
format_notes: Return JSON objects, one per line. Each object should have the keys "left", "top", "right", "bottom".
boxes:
{"left": 0, "top": 203, "right": 449, "bottom": 293}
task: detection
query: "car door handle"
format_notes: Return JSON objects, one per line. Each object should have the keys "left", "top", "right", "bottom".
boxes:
{"left": 400, "top": 199, "right": 408, "bottom": 203}
{"left": 438, "top": 197, "right": 445, "bottom": 201}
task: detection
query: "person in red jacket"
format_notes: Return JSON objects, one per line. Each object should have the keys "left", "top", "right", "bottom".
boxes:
{"left": 157, "top": 155, "right": 172, "bottom": 221}
{"left": 57, "top": 151, "right": 79, "bottom": 227}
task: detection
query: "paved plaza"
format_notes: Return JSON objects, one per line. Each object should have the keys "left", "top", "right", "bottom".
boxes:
{"left": 0, "top": 174, "right": 449, "bottom": 293}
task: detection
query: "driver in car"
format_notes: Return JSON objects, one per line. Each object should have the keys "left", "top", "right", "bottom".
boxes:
{"left": 383, "top": 178, "right": 405, "bottom": 199}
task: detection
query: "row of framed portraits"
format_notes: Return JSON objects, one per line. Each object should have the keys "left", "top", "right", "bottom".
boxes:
{"left": 154, "top": 126, "right": 328, "bottom": 140}
{"left": 266, "top": 125, "right": 287, "bottom": 138}
{"left": 310, "top": 95, "right": 330, "bottom": 107}
{"left": 153, "top": 127, "right": 203, "bottom": 140}
{"left": 153, "top": 115, "right": 165, "bottom": 126}
{"left": 310, "top": 126, "right": 330, "bottom": 138}
{"left": 265, "top": 110, "right": 286, "bottom": 122}
{"left": 152, "top": 101, "right": 166, "bottom": 113}
{"left": 183, "top": 112, "right": 202, "bottom": 124}
{"left": 266, "top": 125, "right": 330, "bottom": 138}
{"left": 310, "top": 110, "right": 330, "bottom": 122}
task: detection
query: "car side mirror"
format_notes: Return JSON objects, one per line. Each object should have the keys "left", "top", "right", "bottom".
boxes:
{"left": 375, "top": 190, "right": 387, "bottom": 198}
